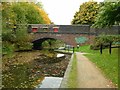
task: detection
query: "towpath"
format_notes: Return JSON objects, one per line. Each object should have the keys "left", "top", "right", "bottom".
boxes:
{"left": 76, "top": 52, "right": 115, "bottom": 88}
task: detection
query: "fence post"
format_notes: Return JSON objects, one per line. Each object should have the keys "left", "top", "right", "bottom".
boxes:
{"left": 100, "top": 44, "right": 102, "bottom": 54}
{"left": 109, "top": 42, "right": 112, "bottom": 54}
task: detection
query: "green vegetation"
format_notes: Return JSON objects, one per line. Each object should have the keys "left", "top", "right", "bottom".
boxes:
{"left": 2, "top": 2, "right": 51, "bottom": 28}
{"left": 93, "top": 2, "right": 120, "bottom": 28}
{"left": 67, "top": 54, "right": 77, "bottom": 88}
{"left": 2, "top": 26, "right": 33, "bottom": 56}
{"left": 78, "top": 45, "right": 118, "bottom": 86}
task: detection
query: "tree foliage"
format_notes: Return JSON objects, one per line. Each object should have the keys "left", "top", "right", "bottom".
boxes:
{"left": 2, "top": 2, "right": 51, "bottom": 30}
{"left": 2, "top": 2, "right": 15, "bottom": 30}
{"left": 93, "top": 2, "right": 120, "bottom": 28}
{"left": 72, "top": 1, "right": 100, "bottom": 25}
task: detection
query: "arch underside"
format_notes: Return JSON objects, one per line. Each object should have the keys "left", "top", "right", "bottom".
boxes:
{"left": 32, "top": 38, "right": 56, "bottom": 50}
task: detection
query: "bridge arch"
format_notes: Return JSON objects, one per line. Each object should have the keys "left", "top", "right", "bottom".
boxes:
{"left": 32, "top": 37, "right": 69, "bottom": 50}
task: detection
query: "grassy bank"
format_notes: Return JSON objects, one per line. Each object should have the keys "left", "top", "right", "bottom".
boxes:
{"left": 78, "top": 45, "right": 118, "bottom": 86}
{"left": 67, "top": 53, "right": 77, "bottom": 88}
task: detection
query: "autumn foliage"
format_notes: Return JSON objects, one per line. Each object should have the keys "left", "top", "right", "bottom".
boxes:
{"left": 34, "top": 4, "right": 51, "bottom": 24}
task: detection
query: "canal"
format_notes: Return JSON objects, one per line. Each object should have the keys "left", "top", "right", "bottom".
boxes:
{"left": 2, "top": 50, "right": 71, "bottom": 88}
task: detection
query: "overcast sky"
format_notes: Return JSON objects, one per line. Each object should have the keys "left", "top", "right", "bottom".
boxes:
{"left": 38, "top": 0, "right": 104, "bottom": 25}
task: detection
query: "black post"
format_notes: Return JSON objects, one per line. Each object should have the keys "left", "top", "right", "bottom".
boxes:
{"left": 100, "top": 44, "right": 102, "bottom": 54}
{"left": 109, "top": 42, "right": 112, "bottom": 54}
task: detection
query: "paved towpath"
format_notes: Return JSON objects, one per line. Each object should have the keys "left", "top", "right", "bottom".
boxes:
{"left": 76, "top": 52, "right": 115, "bottom": 88}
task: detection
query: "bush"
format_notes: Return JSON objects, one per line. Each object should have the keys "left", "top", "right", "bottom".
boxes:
{"left": 14, "top": 28, "right": 33, "bottom": 51}
{"left": 2, "top": 31, "right": 16, "bottom": 43}
{"left": 2, "top": 41, "right": 15, "bottom": 55}
{"left": 90, "top": 44, "right": 100, "bottom": 50}
{"left": 2, "top": 27, "right": 33, "bottom": 54}
{"left": 90, "top": 43, "right": 110, "bottom": 50}
{"left": 15, "top": 42, "right": 33, "bottom": 51}
{"left": 91, "top": 35, "right": 120, "bottom": 50}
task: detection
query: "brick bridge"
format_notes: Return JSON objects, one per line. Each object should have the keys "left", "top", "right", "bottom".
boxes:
{"left": 28, "top": 24, "right": 119, "bottom": 49}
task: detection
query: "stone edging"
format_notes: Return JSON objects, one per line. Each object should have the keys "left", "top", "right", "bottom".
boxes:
{"left": 60, "top": 53, "right": 74, "bottom": 88}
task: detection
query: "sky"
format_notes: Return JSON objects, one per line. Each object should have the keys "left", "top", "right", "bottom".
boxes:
{"left": 38, "top": 0, "right": 104, "bottom": 25}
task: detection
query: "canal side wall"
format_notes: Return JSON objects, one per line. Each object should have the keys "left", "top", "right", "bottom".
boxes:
{"left": 60, "top": 53, "right": 74, "bottom": 88}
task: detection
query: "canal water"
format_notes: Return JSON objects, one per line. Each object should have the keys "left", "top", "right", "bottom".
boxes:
{"left": 2, "top": 51, "right": 71, "bottom": 88}
{"left": 35, "top": 53, "right": 66, "bottom": 88}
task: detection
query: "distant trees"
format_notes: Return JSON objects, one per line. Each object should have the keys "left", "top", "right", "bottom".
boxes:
{"left": 72, "top": 1, "right": 100, "bottom": 25}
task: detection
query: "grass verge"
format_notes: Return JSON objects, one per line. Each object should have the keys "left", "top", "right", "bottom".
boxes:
{"left": 78, "top": 45, "right": 118, "bottom": 86}
{"left": 67, "top": 53, "right": 77, "bottom": 88}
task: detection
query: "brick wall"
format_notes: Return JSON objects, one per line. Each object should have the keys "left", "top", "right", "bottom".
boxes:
{"left": 32, "top": 33, "right": 95, "bottom": 47}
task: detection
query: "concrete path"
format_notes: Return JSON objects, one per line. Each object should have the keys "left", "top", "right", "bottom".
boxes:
{"left": 76, "top": 52, "right": 115, "bottom": 88}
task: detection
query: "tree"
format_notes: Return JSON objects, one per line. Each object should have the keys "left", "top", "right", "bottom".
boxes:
{"left": 2, "top": 2, "right": 15, "bottom": 31}
{"left": 71, "top": 1, "right": 100, "bottom": 25}
{"left": 11, "top": 2, "right": 45, "bottom": 24}
{"left": 93, "top": 2, "right": 120, "bottom": 28}
{"left": 2, "top": 2, "right": 51, "bottom": 30}
{"left": 34, "top": 3, "right": 51, "bottom": 24}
